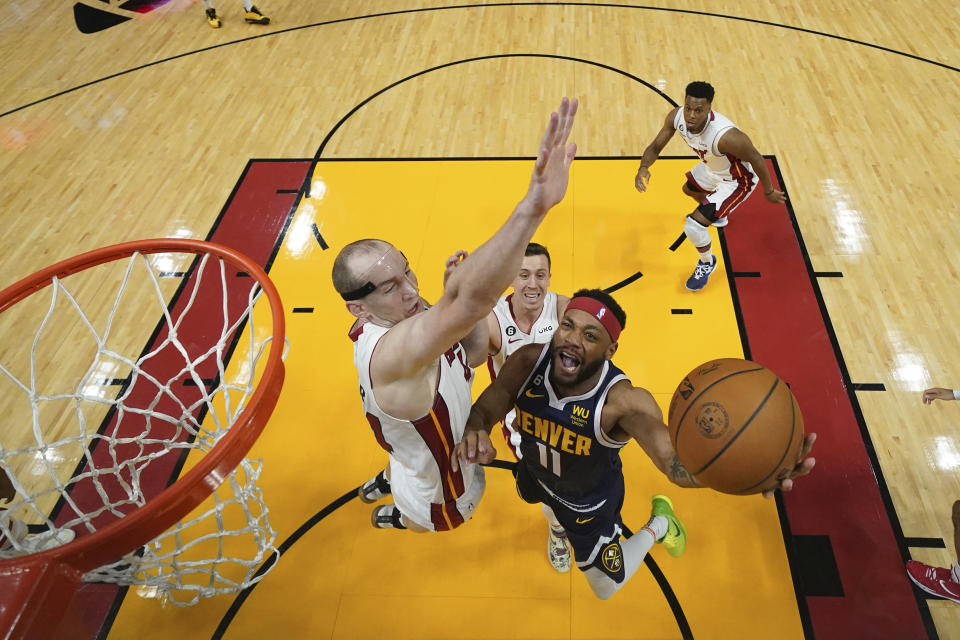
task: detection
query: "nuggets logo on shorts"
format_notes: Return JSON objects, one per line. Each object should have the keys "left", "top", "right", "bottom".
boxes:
{"left": 601, "top": 543, "right": 623, "bottom": 573}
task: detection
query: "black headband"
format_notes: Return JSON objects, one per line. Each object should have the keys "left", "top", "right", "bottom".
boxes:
{"left": 341, "top": 281, "right": 376, "bottom": 301}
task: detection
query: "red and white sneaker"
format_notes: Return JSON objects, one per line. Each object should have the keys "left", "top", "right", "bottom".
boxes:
{"left": 906, "top": 560, "right": 960, "bottom": 603}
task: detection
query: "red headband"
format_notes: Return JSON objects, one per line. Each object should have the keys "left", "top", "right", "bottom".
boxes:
{"left": 566, "top": 296, "right": 622, "bottom": 342}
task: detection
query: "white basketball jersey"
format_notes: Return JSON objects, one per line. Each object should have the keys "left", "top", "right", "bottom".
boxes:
{"left": 674, "top": 109, "right": 745, "bottom": 179}
{"left": 488, "top": 292, "right": 560, "bottom": 377}
{"left": 351, "top": 321, "right": 478, "bottom": 529}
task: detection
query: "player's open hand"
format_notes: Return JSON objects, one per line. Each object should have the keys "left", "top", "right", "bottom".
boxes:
{"left": 443, "top": 250, "right": 468, "bottom": 288}
{"left": 523, "top": 97, "right": 579, "bottom": 216}
{"left": 635, "top": 167, "right": 651, "bottom": 192}
{"left": 451, "top": 429, "right": 496, "bottom": 472}
{"left": 922, "top": 387, "right": 955, "bottom": 404}
{"left": 763, "top": 188, "right": 787, "bottom": 204}
{"left": 762, "top": 432, "right": 816, "bottom": 498}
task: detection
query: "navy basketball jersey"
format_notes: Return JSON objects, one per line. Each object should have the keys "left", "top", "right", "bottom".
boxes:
{"left": 513, "top": 344, "right": 630, "bottom": 498}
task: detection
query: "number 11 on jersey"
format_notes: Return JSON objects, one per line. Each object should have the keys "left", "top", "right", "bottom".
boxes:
{"left": 536, "top": 442, "right": 561, "bottom": 477}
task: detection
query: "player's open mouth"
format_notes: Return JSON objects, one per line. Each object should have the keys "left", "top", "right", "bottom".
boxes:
{"left": 408, "top": 300, "right": 421, "bottom": 316}
{"left": 522, "top": 291, "right": 541, "bottom": 303}
{"left": 556, "top": 349, "right": 581, "bottom": 374}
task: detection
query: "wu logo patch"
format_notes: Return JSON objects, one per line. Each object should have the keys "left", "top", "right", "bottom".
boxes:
{"left": 571, "top": 405, "right": 590, "bottom": 419}
{"left": 601, "top": 543, "right": 622, "bottom": 573}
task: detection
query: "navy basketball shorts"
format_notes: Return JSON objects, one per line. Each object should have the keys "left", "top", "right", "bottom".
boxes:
{"left": 514, "top": 461, "right": 627, "bottom": 580}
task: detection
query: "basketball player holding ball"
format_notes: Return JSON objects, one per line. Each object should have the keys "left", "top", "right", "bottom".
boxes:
{"left": 453, "top": 289, "right": 816, "bottom": 599}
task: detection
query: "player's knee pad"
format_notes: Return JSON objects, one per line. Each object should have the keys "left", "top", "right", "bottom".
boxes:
{"left": 684, "top": 215, "right": 711, "bottom": 248}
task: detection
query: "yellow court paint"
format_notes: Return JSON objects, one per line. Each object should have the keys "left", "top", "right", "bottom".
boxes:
{"left": 108, "top": 159, "right": 801, "bottom": 639}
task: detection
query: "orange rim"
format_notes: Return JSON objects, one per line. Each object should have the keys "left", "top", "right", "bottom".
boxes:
{"left": 0, "top": 238, "right": 285, "bottom": 574}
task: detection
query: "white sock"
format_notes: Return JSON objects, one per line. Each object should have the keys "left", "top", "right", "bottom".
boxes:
{"left": 241, "top": 0, "right": 254, "bottom": 10}
{"left": 202, "top": 0, "right": 214, "bottom": 9}
{"left": 642, "top": 514, "right": 668, "bottom": 541}
{"left": 698, "top": 248, "right": 713, "bottom": 264}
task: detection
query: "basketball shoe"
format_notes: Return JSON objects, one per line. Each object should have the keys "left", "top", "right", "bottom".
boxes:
{"left": 685, "top": 256, "right": 717, "bottom": 292}
{"left": 205, "top": 8, "right": 221, "bottom": 28}
{"left": 712, "top": 217, "right": 728, "bottom": 227}
{"left": 371, "top": 505, "right": 407, "bottom": 529}
{"left": 651, "top": 495, "right": 686, "bottom": 557}
{"left": 244, "top": 5, "right": 270, "bottom": 24}
{"left": 358, "top": 470, "right": 391, "bottom": 503}
{"left": 906, "top": 560, "right": 960, "bottom": 603}
{"left": 547, "top": 527, "right": 571, "bottom": 573}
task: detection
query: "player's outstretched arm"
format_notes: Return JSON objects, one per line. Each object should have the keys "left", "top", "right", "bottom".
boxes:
{"left": 605, "top": 383, "right": 700, "bottom": 488}
{"left": 716, "top": 129, "right": 785, "bottom": 204}
{"left": 635, "top": 107, "right": 679, "bottom": 193}
{"left": 380, "top": 98, "right": 578, "bottom": 380}
{"left": 922, "top": 387, "right": 957, "bottom": 404}
{"left": 443, "top": 250, "right": 489, "bottom": 367}
{"left": 452, "top": 344, "right": 541, "bottom": 471}
{"left": 762, "top": 433, "right": 816, "bottom": 498}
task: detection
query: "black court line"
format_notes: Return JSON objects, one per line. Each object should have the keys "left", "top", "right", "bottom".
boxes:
{"left": 214, "top": 466, "right": 692, "bottom": 640}
{"left": 671, "top": 309, "right": 693, "bottom": 315}
{"left": 769, "top": 157, "right": 938, "bottom": 638}
{"left": 5, "top": 3, "right": 958, "bottom": 119}
{"left": 668, "top": 231, "right": 687, "bottom": 252}
{"left": 906, "top": 538, "right": 947, "bottom": 549}
{"left": 158, "top": 271, "right": 187, "bottom": 278}
{"left": 717, "top": 227, "right": 753, "bottom": 361}
{"left": 603, "top": 270, "right": 643, "bottom": 294}
{"left": 312, "top": 155, "right": 697, "bottom": 162}
{"left": 311, "top": 223, "right": 329, "bottom": 250}
{"left": 292, "top": 307, "right": 315, "bottom": 313}
{"left": 851, "top": 383, "right": 886, "bottom": 392}
{"left": 623, "top": 524, "right": 694, "bottom": 640}
{"left": 275, "top": 189, "right": 299, "bottom": 194}
{"left": 99, "top": 378, "right": 130, "bottom": 386}
{"left": 814, "top": 272, "right": 844, "bottom": 278}
{"left": 211, "top": 488, "right": 357, "bottom": 640}
{"left": 307, "top": 52, "right": 679, "bottom": 192}
{"left": 733, "top": 272, "right": 761, "bottom": 278}
{"left": 183, "top": 377, "right": 218, "bottom": 388}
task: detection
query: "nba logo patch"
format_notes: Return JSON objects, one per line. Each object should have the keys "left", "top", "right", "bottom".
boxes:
{"left": 596, "top": 308, "right": 606, "bottom": 320}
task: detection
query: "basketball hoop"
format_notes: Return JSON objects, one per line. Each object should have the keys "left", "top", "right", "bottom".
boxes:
{"left": 0, "top": 239, "right": 286, "bottom": 639}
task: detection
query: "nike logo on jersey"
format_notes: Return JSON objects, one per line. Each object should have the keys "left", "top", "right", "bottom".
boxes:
{"left": 507, "top": 338, "right": 523, "bottom": 344}
{"left": 575, "top": 516, "right": 595, "bottom": 525}
{"left": 524, "top": 389, "right": 545, "bottom": 398}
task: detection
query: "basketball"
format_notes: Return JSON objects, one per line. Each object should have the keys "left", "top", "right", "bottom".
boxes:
{"left": 667, "top": 358, "right": 804, "bottom": 495}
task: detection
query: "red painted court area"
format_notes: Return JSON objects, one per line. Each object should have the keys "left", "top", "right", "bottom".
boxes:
{"left": 64, "top": 160, "right": 311, "bottom": 638}
{"left": 723, "top": 158, "right": 929, "bottom": 639}
{"left": 32, "top": 157, "right": 931, "bottom": 639}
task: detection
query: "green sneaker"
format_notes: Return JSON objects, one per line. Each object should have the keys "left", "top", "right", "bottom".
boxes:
{"left": 651, "top": 494, "right": 687, "bottom": 557}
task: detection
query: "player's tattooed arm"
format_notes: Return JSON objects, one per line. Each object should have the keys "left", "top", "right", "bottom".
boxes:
{"left": 607, "top": 385, "right": 700, "bottom": 488}
{"left": 669, "top": 455, "right": 700, "bottom": 488}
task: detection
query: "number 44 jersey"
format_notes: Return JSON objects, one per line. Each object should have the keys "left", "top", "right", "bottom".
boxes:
{"left": 513, "top": 343, "right": 630, "bottom": 499}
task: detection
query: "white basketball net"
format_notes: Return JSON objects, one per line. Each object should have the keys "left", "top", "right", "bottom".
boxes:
{"left": 0, "top": 249, "right": 282, "bottom": 605}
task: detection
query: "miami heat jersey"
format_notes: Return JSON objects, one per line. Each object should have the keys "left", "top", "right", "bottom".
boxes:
{"left": 513, "top": 344, "right": 630, "bottom": 499}
{"left": 351, "top": 321, "right": 482, "bottom": 531}
{"left": 488, "top": 292, "right": 560, "bottom": 376}
{"left": 674, "top": 109, "right": 750, "bottom": 179}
